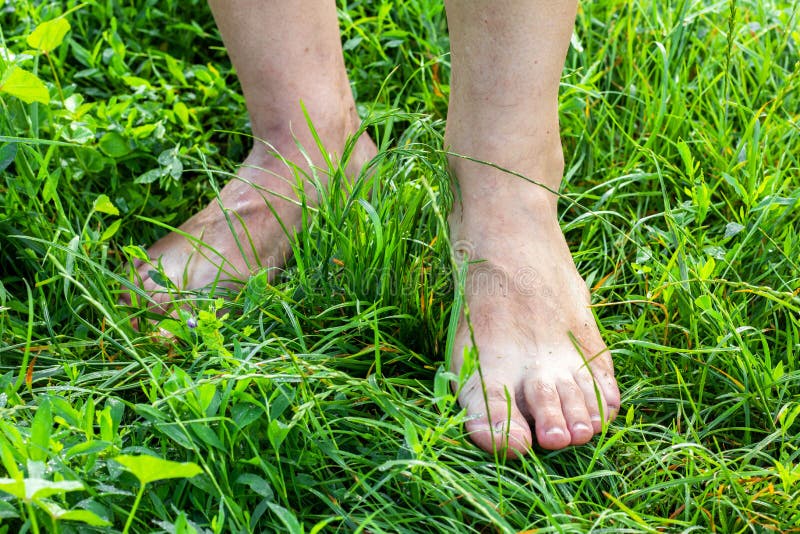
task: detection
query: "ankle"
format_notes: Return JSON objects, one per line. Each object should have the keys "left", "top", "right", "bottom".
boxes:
{"left": 250, "top": 106, "right": 362, "bottom": 170}
{"left": 250, "top": 89, "right": 361, "bottom": 153}
{"left": 447, "top": 130, "right": 564, "bottom": 191}
{"left": 449, "top": 150, "right": 564, "bottom": 226}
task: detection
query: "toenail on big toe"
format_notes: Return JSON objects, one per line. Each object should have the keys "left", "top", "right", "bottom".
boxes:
{"left": 545, "top": 427, "right": 566, "bottom": 438}
{"left": 493, "top": 420, "right": 525, "bottom": 434}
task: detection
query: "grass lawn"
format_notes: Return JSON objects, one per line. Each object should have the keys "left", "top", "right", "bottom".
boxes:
{"left": 1, "top": 0, "right": 800, "bottom": 531}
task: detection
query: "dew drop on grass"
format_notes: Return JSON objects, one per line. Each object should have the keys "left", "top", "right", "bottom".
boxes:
{"left": 724, "top": 221, "right": 745, "bottom": 239}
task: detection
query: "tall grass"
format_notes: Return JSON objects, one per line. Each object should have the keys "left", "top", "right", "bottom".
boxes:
{"left": 1, "top": 0, "right": 799, "bottom": 531}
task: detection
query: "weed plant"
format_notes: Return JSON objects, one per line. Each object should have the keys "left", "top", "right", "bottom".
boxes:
{"left": 1, "top": 0, "right": 799, "bottom": 532}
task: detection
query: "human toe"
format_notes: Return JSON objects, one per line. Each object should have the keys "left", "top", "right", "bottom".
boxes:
{"left": 556, "top": 378, "right": 595, "bottom": 445}
{"left": 574, "top": 359, "right": 621, "bottom": 435}
{"left": 461, "top": 382, "right": 533, "bottom": 457}
{"left": 524, "top": 379, "right": 572, "bottom": 450}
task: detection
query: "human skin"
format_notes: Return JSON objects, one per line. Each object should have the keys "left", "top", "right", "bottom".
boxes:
{"left": 444, "top": 0, "right": 620, "bottom": 454}
{"left": 132, "top": 0, "right": 376, "bottom": 307}
{"left": 132, "top": 0, "right": 620, "bottom": 455}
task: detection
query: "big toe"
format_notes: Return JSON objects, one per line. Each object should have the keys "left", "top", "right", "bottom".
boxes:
{"left": 461, "top": 382, "right": 532, "bottom": 457}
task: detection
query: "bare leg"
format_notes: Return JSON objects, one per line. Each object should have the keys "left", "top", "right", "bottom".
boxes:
{"left": 134, "top": 0, "right": 376, "bottom": 308}
{"left": 444, "top": 0, "right": 620, "bottom": 454}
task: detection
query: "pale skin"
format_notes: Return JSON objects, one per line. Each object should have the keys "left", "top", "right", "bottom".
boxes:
{"left": 132, "top": 0, "right": 621, "bottom": 455}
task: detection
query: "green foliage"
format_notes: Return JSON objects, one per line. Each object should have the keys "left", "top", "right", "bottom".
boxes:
{"left": 114, "top": 455, "right": 202, "bottom": 486}
{"left": 26, "top": 18, "right": 71, "bottom": 53}
{"left": 0, "top": 0, "right": 798, "bottom": 532}
{"left": 0, "top": 67, "right": 50, "bottom": 104}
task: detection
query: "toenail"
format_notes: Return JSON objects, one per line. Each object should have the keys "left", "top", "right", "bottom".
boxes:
{"left": 494, "top": 420, "right": 524, "bottom": 433}
{"left": 591, "top": 415, "right": 602, "bottom": 423}
{"left": 573, "top": 423, "right": 591, "bottom": 433}
{"left": 545, "top": 427, "right": 566, "bottom": 437}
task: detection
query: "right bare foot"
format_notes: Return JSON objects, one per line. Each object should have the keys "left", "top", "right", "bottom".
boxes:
{"left": 128, "top": 116, "right": 376, "bottom": 312}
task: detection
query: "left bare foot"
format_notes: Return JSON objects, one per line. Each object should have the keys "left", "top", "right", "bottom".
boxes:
{"left": 449, "top": 157, "right": 620, "bottom": 456}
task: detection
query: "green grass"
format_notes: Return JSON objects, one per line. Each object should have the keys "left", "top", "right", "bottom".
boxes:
{"left": 1, "top": 0, "right": 799, "bottom": 531}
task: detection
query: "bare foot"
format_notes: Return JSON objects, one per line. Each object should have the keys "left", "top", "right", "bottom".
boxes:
{"left": 449, "top": 164, "right": 621, "bottom": 456}
{"left": 128, "top": 120, "right": 376, "bottom": 312}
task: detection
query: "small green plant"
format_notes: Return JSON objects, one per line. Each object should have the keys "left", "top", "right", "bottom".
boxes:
{"left": 113, "top": 454, "right": 203, "bottom": 534}
{"left": 0, "top": 398, "right": 112, "bottom": 532}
